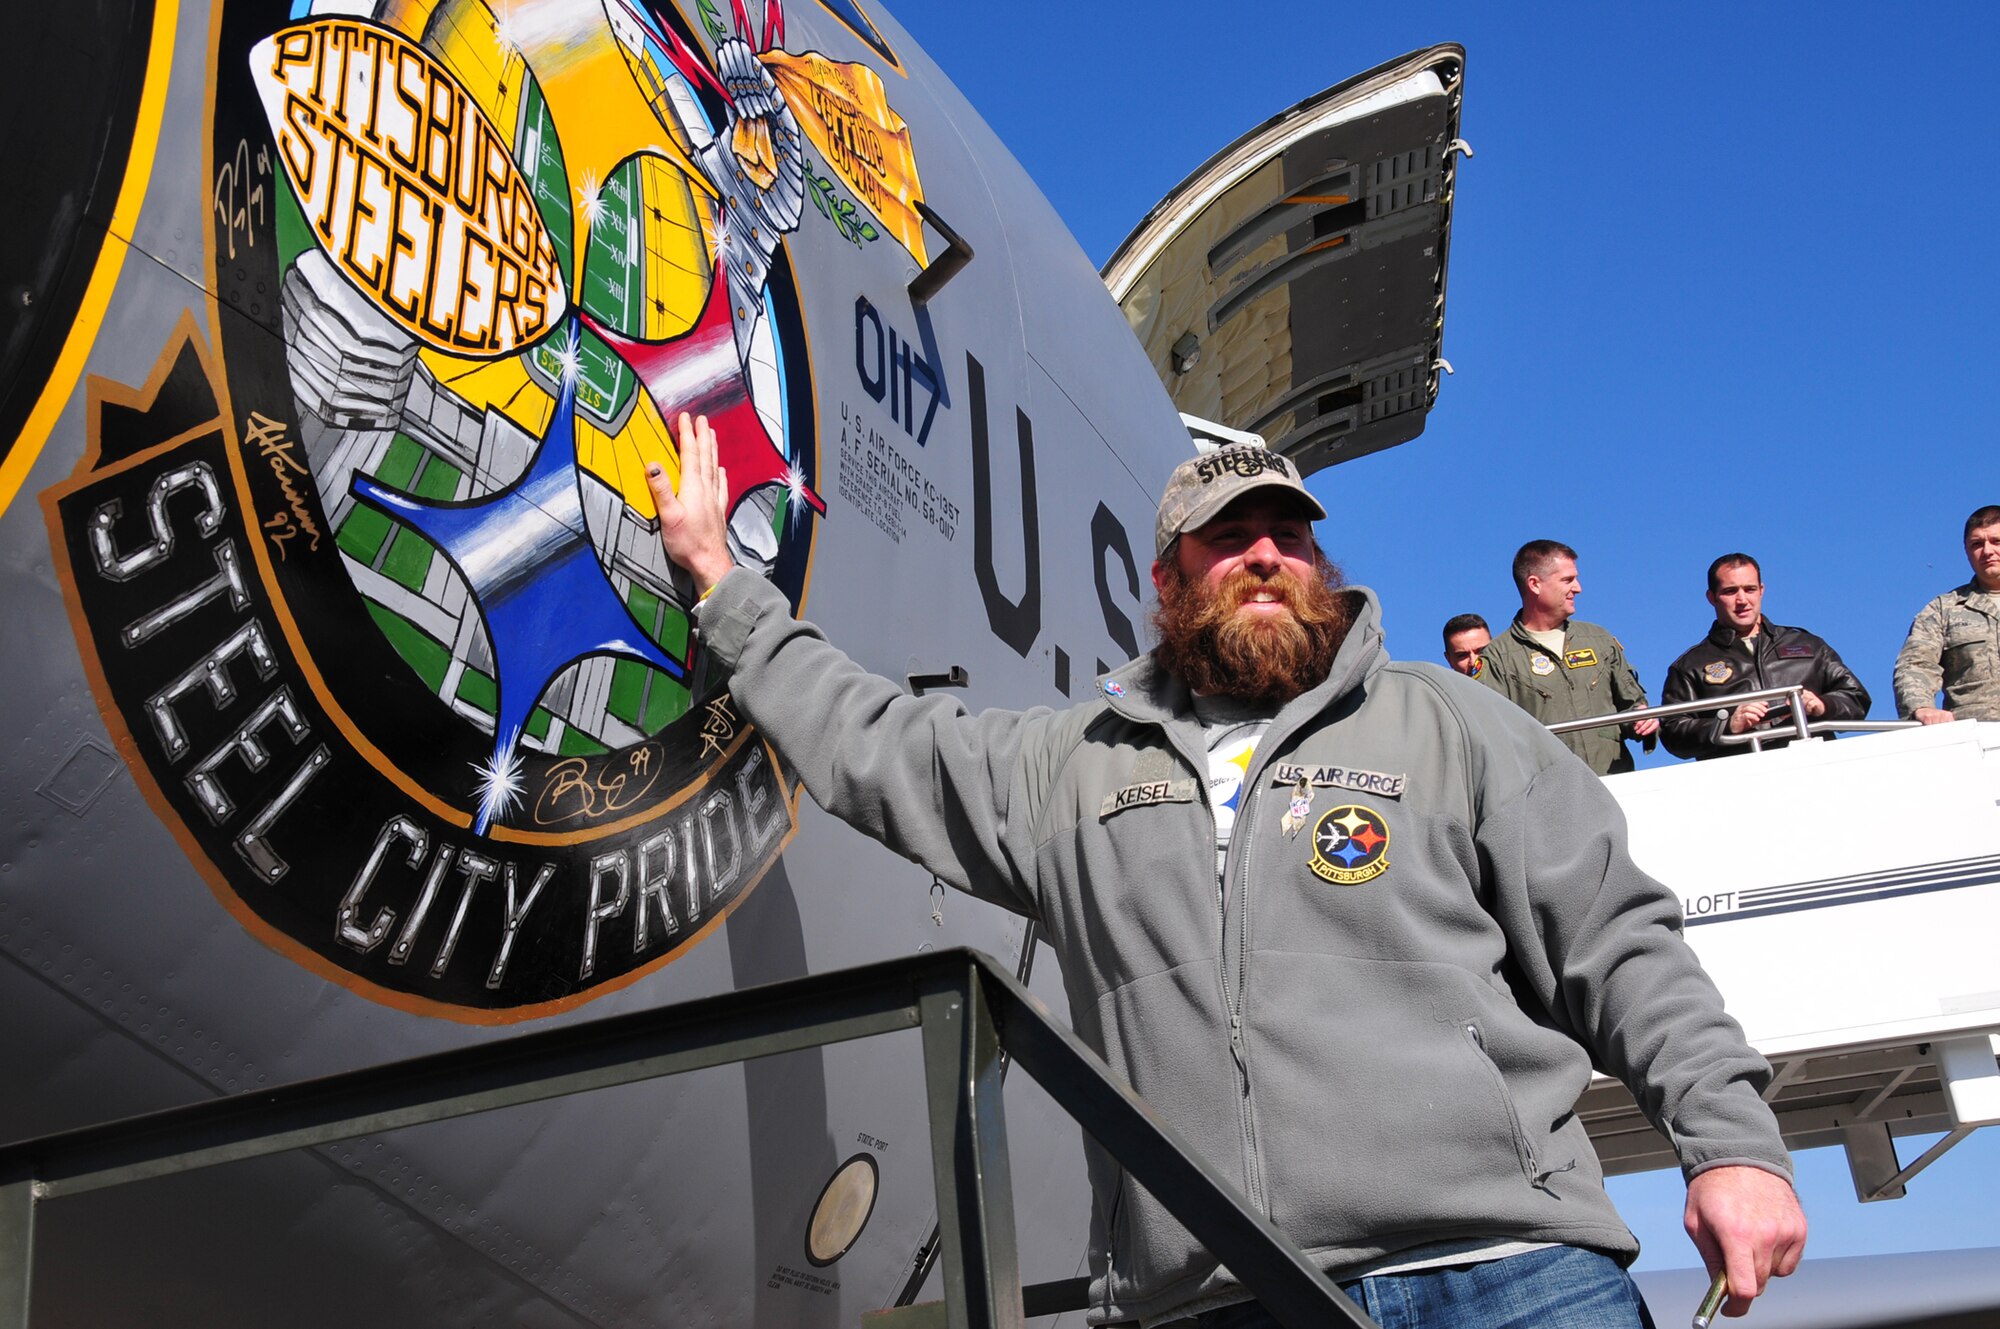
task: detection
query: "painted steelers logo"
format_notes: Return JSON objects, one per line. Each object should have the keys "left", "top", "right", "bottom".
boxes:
{"left": 1308, "top": 805, "right": 1392, "bottom": 884}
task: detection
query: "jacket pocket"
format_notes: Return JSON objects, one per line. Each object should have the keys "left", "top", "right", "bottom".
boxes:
{"left": 1462, "top": 1019, "right": 1537, "bottom": 1185}
{"left": 1246, "top": 954, "right": 1578, "bottom": 1243}
{"left": 1093, "top": 964, "right": 1244, "bottom": 1299}
{"left": 1943, "top": 620, "right": 1988, "bottom": 659}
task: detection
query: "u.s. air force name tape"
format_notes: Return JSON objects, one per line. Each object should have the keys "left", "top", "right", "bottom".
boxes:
{"left": 1268, "top": 763, "right": 1406, "bottom": 798}
{"left": 1100, "top": 779, "right": 1199, "bottom": 819}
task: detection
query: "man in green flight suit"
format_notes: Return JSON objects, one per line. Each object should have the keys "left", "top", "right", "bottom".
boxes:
{"left": 1479, "top": 539, "right": 1659, "bottom": 774}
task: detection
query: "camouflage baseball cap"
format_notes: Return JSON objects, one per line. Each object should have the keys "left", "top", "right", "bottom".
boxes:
{"left": 1154, "top": 445, "right": 1325, "bottom": 557}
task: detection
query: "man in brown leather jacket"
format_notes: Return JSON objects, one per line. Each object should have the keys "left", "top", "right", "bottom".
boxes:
{"left": 1660, "top": 553, "right": 1871, "bottom": 760}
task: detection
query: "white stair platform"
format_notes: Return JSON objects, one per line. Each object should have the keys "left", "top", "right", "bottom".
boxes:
{"left": 1581, "top": 721, "right": 2000, "bottom": 1197}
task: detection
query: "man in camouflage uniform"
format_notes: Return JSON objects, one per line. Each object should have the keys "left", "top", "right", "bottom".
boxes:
{"left": 1479, "top": 540, "right": 1658, "bottom": 774}
{"left": 1895, "top": 505, "right": 2000, "bottom": 724}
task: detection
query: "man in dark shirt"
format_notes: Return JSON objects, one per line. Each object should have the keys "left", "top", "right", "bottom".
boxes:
{"left": 1660, "top": 553, "right": 1871, "bottom": 760}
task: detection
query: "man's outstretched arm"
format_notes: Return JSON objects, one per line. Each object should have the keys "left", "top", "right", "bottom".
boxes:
{"left": 1459, "top": 684, "right": 1805, "bottom": 1312}
{"left": 644, "top": 412, "right": 1050, "bottom": 917}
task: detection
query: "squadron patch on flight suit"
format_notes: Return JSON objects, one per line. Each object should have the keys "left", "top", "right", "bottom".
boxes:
{"left": 1531, "top": 655, "right": 1558, "bottom": 676}
{"left": 1704, "top": 661, "right": 1734, "bottom": 684}
{"left": 1307, "top": 805, "right": 1391, "bottom": 884}
{"left": 1564, "top": 648, "right": 1599, "bottom": 669}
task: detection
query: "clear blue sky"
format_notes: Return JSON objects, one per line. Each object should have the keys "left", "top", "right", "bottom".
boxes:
{"left": 894, "top": 0, "right": 2000, "bottom": 1273}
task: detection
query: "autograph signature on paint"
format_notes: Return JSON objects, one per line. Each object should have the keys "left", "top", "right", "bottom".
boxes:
{"left": 243, "top": 410, "right": 323, "bottom": 560}
{"left": 533, "top": 745, "right": 665, "bottom": 825}
{"left": 699, "top": 695, "right": 740, "bottom": 760}
{"left": 212, "top": 138, "right": 269, "bottom": 264}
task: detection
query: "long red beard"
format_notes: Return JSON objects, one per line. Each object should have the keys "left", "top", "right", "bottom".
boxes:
{"left": 1152, "top": 551, "right": 1353, "bottom": 704}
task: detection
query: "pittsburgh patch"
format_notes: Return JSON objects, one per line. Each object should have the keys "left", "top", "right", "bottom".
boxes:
{"left": 1270, "top": 763, "right": 1406, "bottom": 799}
{"left": 1308, "top": 805, "right": 1391, "bottom": 884}
{"left": 1703, "top": 661, "right": 1734, "bottom": 684}
{"left": 1564, "top": 648, "right": 1599, "bottom": 669}
{"left": 1100, "top": 779, "right": 1198, "bottom": 820}
{"left": 1531, "top": 655, "right": 1558, "bottom": 676}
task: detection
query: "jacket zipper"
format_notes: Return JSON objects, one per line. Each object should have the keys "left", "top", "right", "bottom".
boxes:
{"left": 1160, "top": 714, "right": 1277, "bottom": 1217}
{"left": 1170, "top": 721, "right": 1267, "bottom": 1218}
{"left": 1230, "top": 781, "right": 1264, "bottom": 1213}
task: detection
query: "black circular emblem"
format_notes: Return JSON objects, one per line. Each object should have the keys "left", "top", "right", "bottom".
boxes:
{"left": 1307, "top": 804, "right": 1391, "bottom": 884}
{"left": 49, "top": 0, "right": 840, "bottom": 1019}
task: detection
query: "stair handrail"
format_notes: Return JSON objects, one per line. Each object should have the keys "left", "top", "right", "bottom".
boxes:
{"left": 1544, "top": 684, "right": 1815, "bottom": 741}
{"left": 0, "top": 947, "right": 1369, "bottom": 1329}
{"left": 1545, "top": 685, "right": 1923, "bottom": 753}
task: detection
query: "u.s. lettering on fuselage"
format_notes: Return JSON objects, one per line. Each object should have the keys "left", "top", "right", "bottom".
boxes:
{"left": 854, "top": 297, "right": 1147, "bottom": 686}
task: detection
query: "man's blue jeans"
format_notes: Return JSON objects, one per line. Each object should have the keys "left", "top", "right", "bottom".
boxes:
{"left": 1194, "top": 1246, "right": 1657, "bottom": 1329}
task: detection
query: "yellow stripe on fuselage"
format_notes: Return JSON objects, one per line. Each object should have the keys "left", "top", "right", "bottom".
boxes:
{"left": 0, "top": 0, "right": 181, "bottom": 519}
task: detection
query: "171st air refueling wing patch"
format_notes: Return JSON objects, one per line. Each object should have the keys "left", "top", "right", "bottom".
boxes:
{"left": 1564, "top": 648, "right": 1599, "bottom": 669}
{"left": 1308, "top": 805, "right": 1391, "bottom": 884}
{"left": 1704, "top": 661, "right": 1734, "bottom": 684}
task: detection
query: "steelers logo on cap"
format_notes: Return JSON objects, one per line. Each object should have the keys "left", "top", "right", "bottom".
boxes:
{"left": 1308, "top": 805, "right": 1391, "bottom": 885}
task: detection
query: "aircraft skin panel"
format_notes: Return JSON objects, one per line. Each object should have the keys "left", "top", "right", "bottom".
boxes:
{"left": 1635, "top": 1248, "right": 2000, "bottom": 1329}
{"left": 933, "top": 79, "right": 1191, "bottom": 498}
{"left": 0, "top": 0, "right": 1173, "bottom": 1322}
{"left": 0, "top": 0, "right": 157, "bottom": 468}
{"left": 34, "top": 1155, "right": 593, "bottom": 1328}
{"left": 0, "top": 959, "right": 217, "bottom": 1144}
{"left": 133, "top": 0, "right": 244, "bottom": 319}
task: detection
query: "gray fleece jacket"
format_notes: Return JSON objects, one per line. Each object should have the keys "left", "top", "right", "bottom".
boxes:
{"left": 697, "top": 571, "right": 1791, "bottom": 1326}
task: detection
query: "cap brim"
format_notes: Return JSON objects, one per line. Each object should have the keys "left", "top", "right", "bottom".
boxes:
{"left": 1176, "top": 478, "right": 1327, "bottom": 539}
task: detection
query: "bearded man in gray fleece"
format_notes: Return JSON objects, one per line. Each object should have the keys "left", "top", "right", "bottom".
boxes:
{"left": 648, "top": 415, "right": 1805, "bottom": 1329}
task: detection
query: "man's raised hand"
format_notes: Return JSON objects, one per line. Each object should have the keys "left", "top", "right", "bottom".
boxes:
{"left": 647, "top": 412, "right": 735, "bottom": 599}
